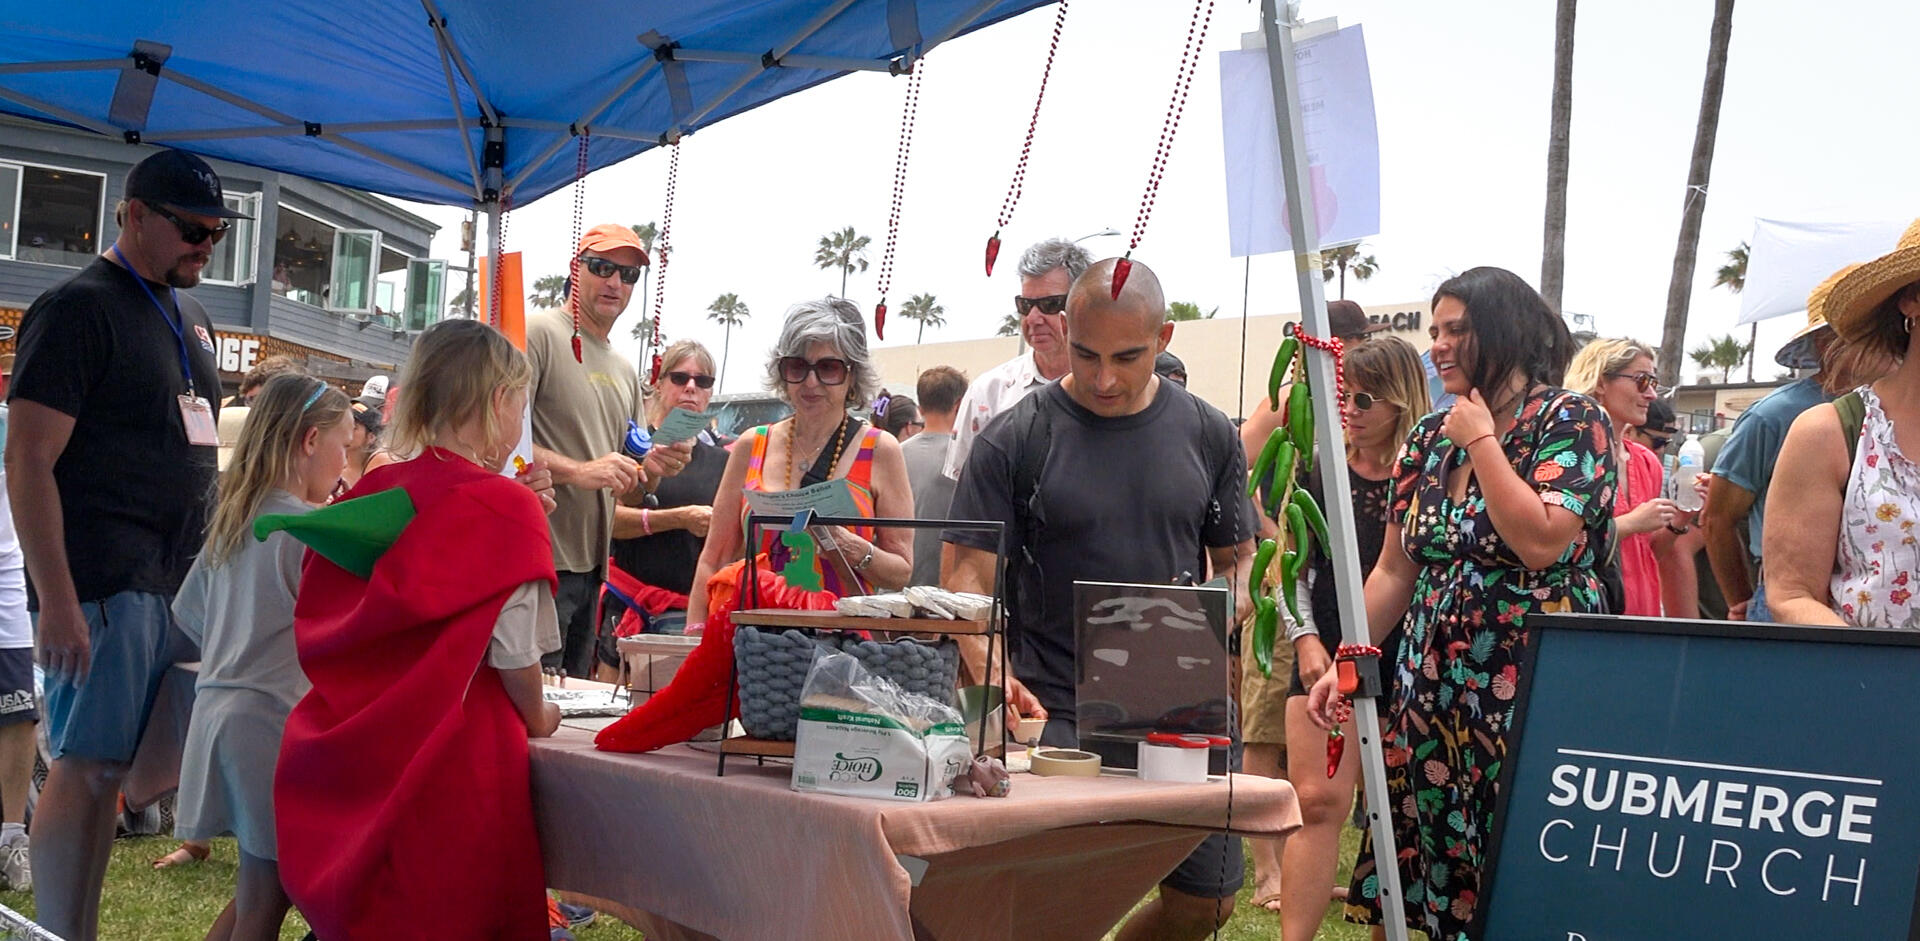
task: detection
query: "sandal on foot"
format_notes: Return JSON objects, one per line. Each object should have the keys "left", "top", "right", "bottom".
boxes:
{"left": 152, "top": 842, "right": 209, "bottom": 869}
{"left": 1254, "top": 891, "right": 1285, "bottom": 912}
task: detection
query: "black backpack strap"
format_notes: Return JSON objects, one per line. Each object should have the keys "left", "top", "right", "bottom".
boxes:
{"left": 1834, "top": 391, "right": 1865, "bottom": 466}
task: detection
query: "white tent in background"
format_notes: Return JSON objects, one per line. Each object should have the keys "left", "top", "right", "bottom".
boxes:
{"left": 1739, "top": 218, "right": 1908, "bottom": 324}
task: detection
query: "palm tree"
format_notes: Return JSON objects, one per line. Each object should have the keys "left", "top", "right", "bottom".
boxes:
{"left": 1319, "top": 244, "right": 1378, "bottom": 299}
{"left": 996, "top": 313, "right": 1021, "bottom": 337}
{"left": 631, "top": 222, "right": 659, "bottom": 374}
{"left": 814, "top": 226, "right": 871, "bottom": 298}
{"left": 1168, "top": 301, "right": 1218, "bottom": 321}
{"left": 1657, "top": 0, "right": 1738, "bottom": 391}
{"left": 529, "top": 274, "right": 568, "bottom": 309}
{"left": 630, "top": 316, "right": 654, "bottom": 348}
{"left": 899, "top": 293, "right": 947, "bottom": 344}
{"left": 449, "top": 284, "right": 474, "bottom": 318}
{"left": 1540, "top": 0, "right": 1577, "bottom": 310}
{"left": 1689, "top": 333, "right": 1752, "bottom": 383}
{"left": 706, "top": 293, "right": 751, "bottom": 388}
{"left": 1713, "top": 241, "right": 1754, "bottom": 380}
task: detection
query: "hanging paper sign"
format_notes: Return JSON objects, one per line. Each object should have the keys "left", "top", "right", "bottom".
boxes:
{"left": 743, "top": 479, "right": 862, "bottom": 521}
{"left": 1478, "top": 615, "right": 1920, "bottom": 940}
{"left": 1220, "top": 25, "right": 1381, "bottom": 257}
{"left": 652, "top": 408, "right": 716, "bottom": 446}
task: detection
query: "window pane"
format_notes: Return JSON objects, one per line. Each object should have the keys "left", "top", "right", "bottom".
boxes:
{"left": 274, "top": 207, "right": 335, "bottom": 306}
{"left": 329, "top": 230, "right": 376, "bottom": 312}
{"left": 375, "top": 246, "right": 408, "bottom": 323}
{"left": 17, "top": 167, "right": 102, "bottom": 267}
{"left": 204, "top": 194, "right": 244, "bottom": 282}
{"left": 406, "top": 259, "right": 446, "bottom": 331}
{"left": 0, "top": 166, "right": 17, "bottom": 258}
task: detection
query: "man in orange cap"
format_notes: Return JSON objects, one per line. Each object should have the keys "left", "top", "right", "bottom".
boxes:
{"left": 527, "top": 224, "right": 691, "bottom": 678}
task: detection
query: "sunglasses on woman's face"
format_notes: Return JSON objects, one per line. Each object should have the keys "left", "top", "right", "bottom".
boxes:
{"left": 1607, "top": 371, "right": 1661, "bottom": 394}
{"left": 1013, "top": 294, "right": 1068, "bottom": 316}
{"left": 1338, "top": 390, "right": 1387, "bottom": 411}
{"left": 665, "top": 371, "right": 715, "bottom": 390}
{"left": 580, "top": 255, "right": 643, "bottom": 284}
{"left": 778, "top": 356, "right": 849, "bottom": 386}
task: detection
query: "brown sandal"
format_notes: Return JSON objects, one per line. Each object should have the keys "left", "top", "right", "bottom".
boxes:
{"left": 151, "top": 841, "right": 210, "bottom": 869}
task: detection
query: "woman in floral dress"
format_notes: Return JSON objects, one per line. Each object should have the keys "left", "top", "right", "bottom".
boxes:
{"left": 1767, "top": 220, "right": 1920, "bottom": 629}
{"left": 1309, "top": 267, "right": 1616, "bottom": 940}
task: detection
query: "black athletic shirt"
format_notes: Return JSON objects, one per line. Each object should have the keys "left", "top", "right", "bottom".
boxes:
{"left": 9, "top": 256, "right": 221, "bottom": 607}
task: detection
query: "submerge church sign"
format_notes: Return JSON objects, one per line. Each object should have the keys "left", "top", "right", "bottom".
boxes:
{"left": 1476, "top": 616, "right": 1920, "bottom": 940}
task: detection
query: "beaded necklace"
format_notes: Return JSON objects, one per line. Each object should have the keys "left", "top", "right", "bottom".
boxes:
{"left": 785, "top": 416, "right": 849, "bottom": 490}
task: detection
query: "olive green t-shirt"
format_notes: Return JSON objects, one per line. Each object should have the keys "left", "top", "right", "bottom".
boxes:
{"left": 526, "top": 308, "right": 643, "bottom": 574}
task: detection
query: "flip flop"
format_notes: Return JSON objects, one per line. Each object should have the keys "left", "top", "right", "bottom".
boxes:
{"left": 1254, "top": 891, "right": 1285, "bottom": 912}
{"left": 151, "top": 842, "right": 210, "bottom": 869}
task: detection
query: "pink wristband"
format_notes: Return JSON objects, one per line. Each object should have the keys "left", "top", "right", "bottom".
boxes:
{"left": 641, "top": 508, "right": 652, "bottom": 536}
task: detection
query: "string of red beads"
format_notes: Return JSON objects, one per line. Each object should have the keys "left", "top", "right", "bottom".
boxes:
{"left": 568, "top": 131, "right": 590, "bottom": 362}
{"left": 649, "top": 141, "right": 680, "bottom": 383}
{"left": 873, "top": 59, "right": 926, "bottom": 339}
{"left": 993, "top": 0, "right": 1068, "bottom": 234}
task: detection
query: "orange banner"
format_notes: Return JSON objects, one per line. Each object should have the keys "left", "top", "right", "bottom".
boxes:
{"left": 477, "top": 252, "right": 527, "bottom": 349}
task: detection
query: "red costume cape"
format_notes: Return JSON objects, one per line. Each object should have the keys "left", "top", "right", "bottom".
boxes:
{"left": 276, "top": 450, "right": 557, "bottom": 940}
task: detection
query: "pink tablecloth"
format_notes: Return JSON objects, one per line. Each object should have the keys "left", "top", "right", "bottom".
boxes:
{"left": 529, "top": 729, "right": 1300, "bottom": 941}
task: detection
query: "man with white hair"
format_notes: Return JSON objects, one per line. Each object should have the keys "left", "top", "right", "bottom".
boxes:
{"left": 941, "top": 237, "right": 1094, "bottom": 482}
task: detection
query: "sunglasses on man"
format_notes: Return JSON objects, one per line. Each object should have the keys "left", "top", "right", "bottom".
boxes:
{"left": 580, "top": 255, "right": 644, "bottom": 284}
{"left": 1014, "top": 294, "right": 1068, "bottom": 316}
{"left": 146, "top": 201, "right": 231, "bottom": 246}
{"left": 664, "top": 370, "right": 715, "bottom": 390}
{"left": 778, "top": 356, "right": 849, "bottom": 386}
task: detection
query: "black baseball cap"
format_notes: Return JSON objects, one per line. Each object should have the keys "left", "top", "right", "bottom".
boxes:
{"left": 1327, "top": 299, "right": 1389, "bottom": 340}
{"left": 125, "top": 149, "right": 251, "bottom": 219}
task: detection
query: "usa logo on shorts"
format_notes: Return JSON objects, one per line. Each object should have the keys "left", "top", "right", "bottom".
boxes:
{"left": 193, "top": 324, "right": 217, "bottom": 354}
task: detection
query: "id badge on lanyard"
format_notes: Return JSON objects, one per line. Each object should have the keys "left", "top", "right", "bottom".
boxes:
{"left": 179, "top": 394, "right": 218, "bottom": 446}
{"left": 113, "top": 247, "right": 216, "bottom": 447}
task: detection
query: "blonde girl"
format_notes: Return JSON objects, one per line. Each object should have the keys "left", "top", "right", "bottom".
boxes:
{"left": 171, "top": 374, "right": 352, "bottom": 941}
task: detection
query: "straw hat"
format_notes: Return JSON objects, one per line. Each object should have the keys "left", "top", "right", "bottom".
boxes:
{"left": 1824, "top": 218, "right": 1920, "bottom": 344}
{"left": 1774, "top": 263, "right": 1857, "bottom": 369}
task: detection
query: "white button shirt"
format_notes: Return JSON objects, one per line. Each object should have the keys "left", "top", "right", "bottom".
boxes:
{"left": 942, "top": 351, "right": 1053, "bottom": 481}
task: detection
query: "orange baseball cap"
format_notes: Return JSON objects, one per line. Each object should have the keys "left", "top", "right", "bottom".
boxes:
{"left": 576, "top": 223, "right": 650, "bottom": 265}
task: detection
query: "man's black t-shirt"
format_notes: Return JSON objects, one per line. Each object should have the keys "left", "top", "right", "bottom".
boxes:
{"left": 9, "top": 255, "right": 222, "bottom": 608}
{"left": 945, "top": 379, "right": 1253, "bottom": 721}
{"left": 611, "top": 430, "right": 730, "bottom": 595}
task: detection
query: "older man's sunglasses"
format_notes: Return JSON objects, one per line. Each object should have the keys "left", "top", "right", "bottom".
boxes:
{"left": 580, "top": 255, "right": 643, "bottom": 284}
{"left": 145, "top": 201, "right": 230, "bottom": 246}
{"left": 778, "top": 356, "right": 849, "bottom": 386}
{"left": 1014, "top": 294, "right": 1068, "bottom": 316}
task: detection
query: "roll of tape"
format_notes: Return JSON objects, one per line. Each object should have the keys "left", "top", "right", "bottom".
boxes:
{"left": 1028, "top": 747, "right": 1101, "bottom": 777}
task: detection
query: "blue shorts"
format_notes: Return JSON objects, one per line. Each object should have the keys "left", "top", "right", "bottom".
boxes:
{"left": 37, "top": 591, "right": 176, "bottom": 763}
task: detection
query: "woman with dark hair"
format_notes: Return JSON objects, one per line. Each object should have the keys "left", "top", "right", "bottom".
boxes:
{"left": 1309, "top": 266, "right": 1617, "bottom": 939}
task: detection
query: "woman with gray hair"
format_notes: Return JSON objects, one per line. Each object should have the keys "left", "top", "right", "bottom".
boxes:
{"left": 685, "top": 298, "right": 914, "bottom": 628}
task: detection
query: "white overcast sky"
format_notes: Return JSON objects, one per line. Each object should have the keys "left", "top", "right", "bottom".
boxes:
{"left": 395, "top": 0, "right": 1920, "bottom": 396}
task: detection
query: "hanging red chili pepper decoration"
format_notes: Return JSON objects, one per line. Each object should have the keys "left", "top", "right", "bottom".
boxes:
{"left": 568, "top": 130, "right": 591, "bottom": 363}
{"left": 872, "top": 58, "right": 925, "bottom": 341}
{"left": 984, "top": 0, "right": 1070, "bottom": 277}
{"left": 649, "top": 140, "right": 680, "bottom": 384}
{"left": 1116, "top": 0, "right": 1215, "bottom": 300}
{"left": 1327, "top": 727, "right": 1346, "bottom": 778}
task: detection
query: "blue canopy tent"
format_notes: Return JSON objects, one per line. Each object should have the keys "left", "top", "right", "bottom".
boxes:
{"left": 0, "top": 0, "right": 1053, "bottom": 315}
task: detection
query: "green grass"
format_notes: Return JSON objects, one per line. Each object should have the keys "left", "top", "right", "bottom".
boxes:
{"left": 0, "top": 831, "right": 1393, "bottom": 940}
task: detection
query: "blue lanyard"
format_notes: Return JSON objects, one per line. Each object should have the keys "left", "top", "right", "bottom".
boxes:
{"left": 111, "top": 246, "right": 198, "bottom": 398}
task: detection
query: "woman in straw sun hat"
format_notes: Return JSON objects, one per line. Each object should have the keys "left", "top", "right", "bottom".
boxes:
{"left": 1763, "top": 220, "right": 1920, "bottom": 628}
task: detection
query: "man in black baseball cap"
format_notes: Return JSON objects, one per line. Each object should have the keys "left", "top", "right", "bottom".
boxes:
{"left": 6, "top": 147, "right": 245, "bottom": 939}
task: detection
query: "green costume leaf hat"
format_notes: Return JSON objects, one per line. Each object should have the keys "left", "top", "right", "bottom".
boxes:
{"left": 253, "top": 488, "right": 416, "bottom": 579}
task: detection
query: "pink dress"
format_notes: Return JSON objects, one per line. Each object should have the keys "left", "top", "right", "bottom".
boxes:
{"left": 1611, "top": 440, "right": 1665, "bottom": 616}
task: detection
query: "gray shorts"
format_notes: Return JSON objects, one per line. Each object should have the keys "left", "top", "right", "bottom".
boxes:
{"left": 0, "top": 648, "right": 35, "bottom": 727}
{"left": 38, "top": 591, "right": 176, "bottom": 763}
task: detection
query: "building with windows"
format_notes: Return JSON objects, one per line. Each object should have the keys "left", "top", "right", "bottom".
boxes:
{"left": 0, "top": 119, "right": 452, "bottom": 393}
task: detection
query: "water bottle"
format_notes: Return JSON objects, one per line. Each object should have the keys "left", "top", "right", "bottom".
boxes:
{"left": 622, "top": 419, "right": 652, "bottom": 462}
{"left": 1671, "top": 435, "right": 1705, "bottom": 512}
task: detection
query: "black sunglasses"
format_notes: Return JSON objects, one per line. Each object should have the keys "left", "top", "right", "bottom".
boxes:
{"left": 1647, "top": 436, "right": 1672, "bottom": 451}
{"left": 665, "top": 370, "right": 715, "bottom": 390}
{"left": 778, "top": 356, "right": 849, "bottom": 386}
{"left": 1014, "top": 294, "right": 1068, "bottom": 316}
{"left": 1606, "top": 371, "right": 1662, "bottom": 394}
{"left": 1338, "top": 390, "right": 1390, "bottom": 411}
{"left": 145, "top": 201, "right": 230, "bottom": 246}
{"left": 580, "top": 255, "right": 643, "bottom": 284}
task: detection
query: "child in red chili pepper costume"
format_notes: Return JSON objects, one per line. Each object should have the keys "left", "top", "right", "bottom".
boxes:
{"left": 272, "top": 320, "right": 563, "bottom": 941}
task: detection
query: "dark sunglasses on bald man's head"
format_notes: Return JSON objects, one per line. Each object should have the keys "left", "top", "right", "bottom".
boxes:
{"left": 778, "top": 356, "right": 849, "bottom": 386}
{"left": 144, "top": 201, "right": 230, "bottom": 246}
{"left": 1014, "top": 294, "right": 1068, "bottom": 316}
{"left": 665, "top": 370, "right": 715, "bottom": 390}
{"left": 580, "top": 255, "right": 643, "bottom": 284}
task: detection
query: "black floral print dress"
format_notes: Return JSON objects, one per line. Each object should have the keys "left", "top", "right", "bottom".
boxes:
{"left": 1346, "top": 386, "right": 1616, "bottom": 940}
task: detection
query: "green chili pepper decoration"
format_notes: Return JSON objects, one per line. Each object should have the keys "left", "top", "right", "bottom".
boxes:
{"left": 1252, "top": 595, "right": 1278, "bottom": 677}
{"left": 1266, "top": 439, "right": 1297, "bottom": 519}
{"left": 1287, "top": 381, "right": 1315, "bottom": 473}
{"left": 1247, "top": 429, "right": 1283, "bottom": 499}
{"left": 1291, "top": 489, "right": 1330, "bottom": 552}
{"left": 1279, "top": 549, "right": 1304, "bottom": 626}
{"left": 1267, "top": 337, "right": 1299, "bottom": 410}
{"left": 1252, "top": 538, "right": 1278, "bottom": 591}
